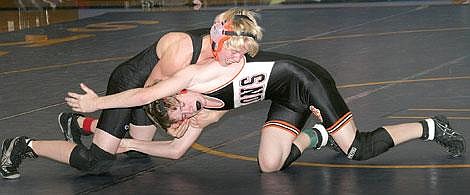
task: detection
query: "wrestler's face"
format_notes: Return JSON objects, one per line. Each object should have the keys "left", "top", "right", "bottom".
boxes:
{"left": 217, "top": 47, "right": 247, "bottom": 66}
{"left": 167, "top": 91, "right": 206, "bottom": 122}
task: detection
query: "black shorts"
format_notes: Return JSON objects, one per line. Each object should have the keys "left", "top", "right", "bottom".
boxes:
{"left": 264, "top": 69, "right": 351, "bottom": 136}
{"left": 96, "top": 43, "right": 158, "bottom": 139}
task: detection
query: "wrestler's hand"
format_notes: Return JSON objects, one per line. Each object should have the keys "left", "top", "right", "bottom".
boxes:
{"left": 190, "top": 110, "right": 225, "bottom": 129}
{"left": 309, "top": 105, "right": 323, "bottom": 123}
{"left": 65, "top": 83, "right": 99, "bottom": 113}
{"left": 167, "top": 119, "right": 190, "bottom": 138}
{"left": 116, "top": 138, "right": 131, "bottom": 154}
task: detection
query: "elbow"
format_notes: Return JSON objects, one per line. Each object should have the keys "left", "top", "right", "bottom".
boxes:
{"left": 168, "top": 144, "right": 188, "bottom": 160}
{"left": 168, "top": 153, "right": 183, "bottom": 160}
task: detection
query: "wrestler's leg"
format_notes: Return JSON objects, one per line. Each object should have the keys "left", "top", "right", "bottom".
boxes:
{"left": 30, "top": 140, "right": 76, "bottom": 164}
{"left": 258, "top": 126, "right": 296, "bottom": 173}
{"left": 128, "top": 107, "right": 158, "bottom": 141}
{"left": 65, "top": 105, "right": 131, "bottom": 173}
{"left": 129, "top": 124, "right": 157, "bottom": 141}
{"left": 59, "top": 107, "right": 157, "bottom": 145}
{"left": 115, "top": 107, "right": 159, "bottom": 157}
{"left": 383, "top": 123, "right": 423, "bottom": 145}
{"left": 28, "top": 127, "right": 125, "bottom": 165}
{"left": 92, "top": 129, "right": 121, "bottom": 154}
{"left": 64, "top": 129, "right": 120, "bottom": 174}
{"left": 60, "top": 116, "right": 157, "bottom": 140}
{"left": 76, "top": 116, "right": 98, "bottom": 134}
{"left": 1, "top": 137, "right": 72, "bottom": 179}
{"left": 330, "top": 117, "right": 465, "bottom": 160}
{"left": 329, "top": 120, "right": 357, "bottom": 153}
{"left": 58, "top": 113, "right": 98, "bottom": 145}
{"left": 2, "top": 129, "right": 120, "bottom": 176}
{"left": 331, "top": 119, "right": 423, "bottom": 152}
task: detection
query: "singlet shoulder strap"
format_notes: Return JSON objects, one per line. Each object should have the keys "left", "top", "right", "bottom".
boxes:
{"left": 184, "top": 28, "right": 210, "bottom": 64}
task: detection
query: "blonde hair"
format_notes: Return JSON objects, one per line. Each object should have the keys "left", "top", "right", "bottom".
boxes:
{"left": 216, "top": 8, "right": 263, "bottom": 57}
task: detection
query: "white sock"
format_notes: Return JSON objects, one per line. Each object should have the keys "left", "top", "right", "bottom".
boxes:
{"left": 26, "top": 139, "right": 33, "bottom": 149}
{"left": 424, "top": 118, "right": 435, "bottom": 141}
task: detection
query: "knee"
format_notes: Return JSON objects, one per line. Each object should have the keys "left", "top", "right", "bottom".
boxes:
{"left": 69, "top": 144, "right": 116, "bottom": 174}
{"left": 346, "top": 128, "right": 395, "bottom": 161}
{"left": 258, "top": 154, "right": 283, "bottom": 173}
{"left": 129, "top": 124, "right": 156, "bottom": 141}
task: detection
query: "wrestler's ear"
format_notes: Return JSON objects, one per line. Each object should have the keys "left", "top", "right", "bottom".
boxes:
{"left": 203, "top": 95, "right": 225, "bottom": 109}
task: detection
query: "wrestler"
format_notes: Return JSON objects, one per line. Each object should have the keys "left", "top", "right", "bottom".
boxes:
{"left": 63, "top": 51, "right": 468, "bottom": 173}
{"left": 1, "top": 7, "right": 262, "bottom": 179}
{"left": 145, "top": 51, "right": 466, "bottom": 172}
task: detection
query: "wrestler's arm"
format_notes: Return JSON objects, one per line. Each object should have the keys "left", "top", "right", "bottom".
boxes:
{"left": 118, "top": 125, "right": 204, "bottom": 159}
{"left": 117, "top": 110, "right": 228, "bottom": 158}
{"left": 167, "top": 109, "right": 228, "bottom": 137}
{"left": 97, "top": 66, "right": 198, "bottom": 108}
{"left": 144, "top": 33, "right": 194, "bottom": 86}
{"left": 66, "top": 64, "right": 208, "bottom": 112}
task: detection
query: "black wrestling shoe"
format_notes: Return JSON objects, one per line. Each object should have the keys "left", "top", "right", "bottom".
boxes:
{"left": 58, "top": 112, "right": 85, "bottom": 145}
{"left": 431, "top": 115, "right": 466, "bottom": 157}
{"left": 1, "top": 136, "right": 37, "bottom": 179}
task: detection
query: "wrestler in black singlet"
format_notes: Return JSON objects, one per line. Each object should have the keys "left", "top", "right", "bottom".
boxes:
{"left": 204, "top": 51, "right": 351, "bottom": 136}
{"left": 97, "top": 29, "right": 209, "bottom": 138}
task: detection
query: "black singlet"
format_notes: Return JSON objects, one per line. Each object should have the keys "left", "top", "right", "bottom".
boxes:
{"left": 96, "top": 28, "right": 210, "bottom": 138}
{"left": 203, "top": 51, "right": 351, "bottom": 135}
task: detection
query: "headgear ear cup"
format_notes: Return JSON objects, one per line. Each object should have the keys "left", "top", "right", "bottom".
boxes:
{"left": 210, "top": 21, "right": 232, "bottom": 60}
{"left": 210, "top": 19, "right": 257, "bottom": 60}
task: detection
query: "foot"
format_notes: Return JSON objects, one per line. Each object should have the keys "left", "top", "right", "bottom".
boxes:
{"left": 58, "top": 112, "right": 85, "bottom": 145}
{"left": 430, "top": 115, "right": 466, "bottom": 157}
{"left": 1, "top": 136, "right": 37, "bottom": 179}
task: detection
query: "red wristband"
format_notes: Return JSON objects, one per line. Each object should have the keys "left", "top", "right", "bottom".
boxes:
{"left": 82, "top": 117, "right": 95, "bottom": 135}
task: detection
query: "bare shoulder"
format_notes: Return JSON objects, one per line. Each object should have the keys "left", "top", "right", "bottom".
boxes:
{"left": 156, "top": 32, "right": 194, "bottom": 67}
{"left": 159, "top": 32, "right": 192, "bottom": 46}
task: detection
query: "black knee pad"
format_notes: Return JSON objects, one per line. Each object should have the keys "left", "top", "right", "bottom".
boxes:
{"left": 347, "top": 127, "right": 395, "bottom": 161}
{"left": 280, "top": 144, "right": 302, "bottom": 171}
{"left": 69, "top": 144, "right": 116, "bottom": 174}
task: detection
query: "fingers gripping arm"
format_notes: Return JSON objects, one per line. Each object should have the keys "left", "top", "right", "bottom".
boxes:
{"left": 116, "top": 110, "right": 227, "bottom": 159}
{"left": 118, "top": 126, "right": 204, "bottom": 159}
{"left": 192, "top": 110, "right": 228, "bottom": 129}
{"left": 159, "top": 110, "right": 227, "bottom": 143}
{"left": 167, "top": 119, "right": 191, "bottom": 138}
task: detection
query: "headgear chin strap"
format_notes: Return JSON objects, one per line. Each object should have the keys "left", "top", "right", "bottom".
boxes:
{"left": 210, "top": 19, "right": 257, "bottom": 60}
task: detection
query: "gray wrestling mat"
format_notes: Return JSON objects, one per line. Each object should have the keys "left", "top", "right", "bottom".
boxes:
{"left": 1, "top": 2, "right": 470, "bottom": 194}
